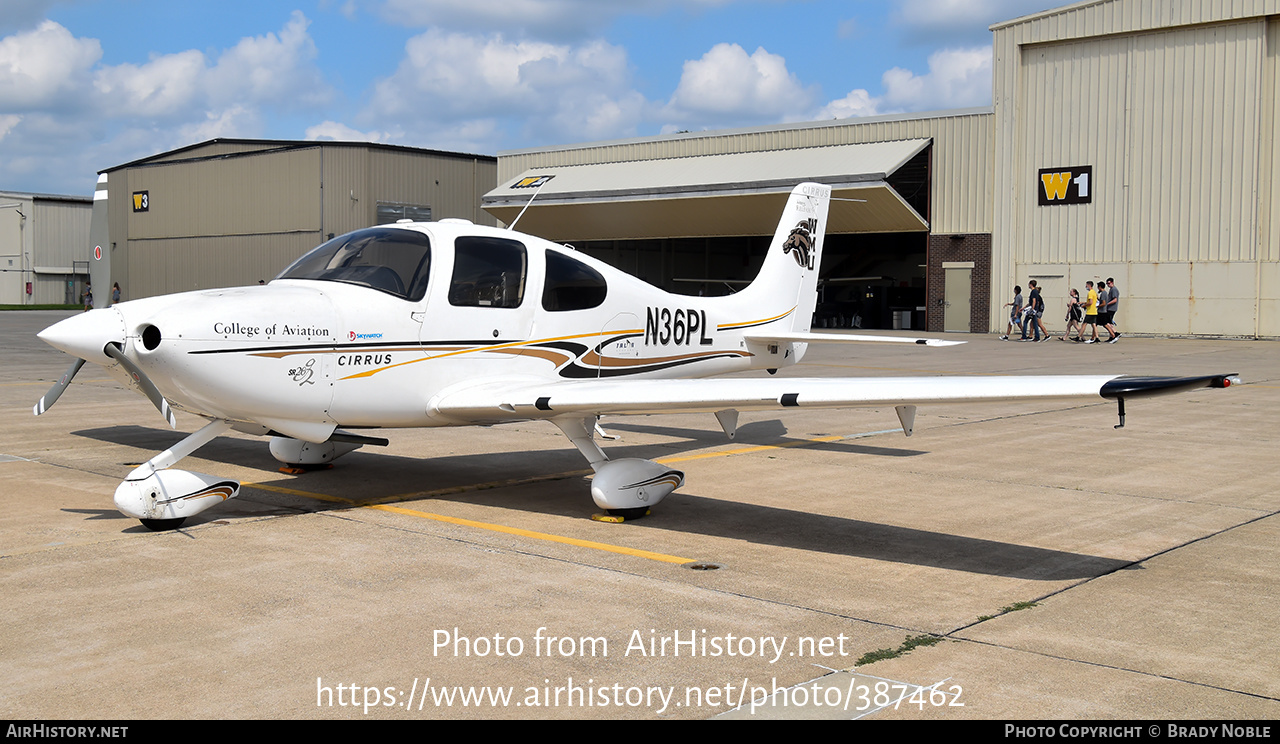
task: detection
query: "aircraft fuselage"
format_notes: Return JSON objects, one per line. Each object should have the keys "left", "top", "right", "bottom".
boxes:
{"left": 66, "top": 221, "right": 799, "bottom": 438}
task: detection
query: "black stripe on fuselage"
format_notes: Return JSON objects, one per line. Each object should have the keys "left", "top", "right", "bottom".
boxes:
{"left": 591, "top": 332, "right": 644, "bottom": 354}
{"left": 558, "top": 353, "right": 745, "bottom": 379}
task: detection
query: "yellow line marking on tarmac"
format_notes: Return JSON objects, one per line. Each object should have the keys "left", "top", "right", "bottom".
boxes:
{"left": 656, "top": 428, "right": 901, "bottom": 464}
{"left": 370, "top": 503, "right": 694, "bottom": 564}
{"left": 244, "top": 477, "right": 693, "bottom": 565}
{"left": 656, "top": 435, "right": 845, "bottom": 464}
{"left": 243, "top": 427, "right": 901, "bottom": 564}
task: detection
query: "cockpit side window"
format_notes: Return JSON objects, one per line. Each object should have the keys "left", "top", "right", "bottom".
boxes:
{"left": 277, "top": 228, "right": 432, "bottom": 301}
{"left": 449, "top": 236, "right": 527, "bottom": 308}
{"left": 543, "top": 249, "right": 607, "bottom": 311}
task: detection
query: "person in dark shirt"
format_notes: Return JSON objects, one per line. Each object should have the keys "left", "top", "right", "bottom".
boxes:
{"left": 1102, "top": 277, "right": 1121, "bottom": 343}
{"left": 1023, "top": 280, "right": 1048, "bottom": 341}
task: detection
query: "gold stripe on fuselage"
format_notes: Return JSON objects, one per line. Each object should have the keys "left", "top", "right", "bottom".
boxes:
{"left": 226, "top": 308, "right": 785, "bottom": 381}
{"left": 716, "top": 306, "right": 794, "bottom": 331}
{"left": 338, "top": 329, "right": 644, "bottom": 380}
{"left": 580, "top": 348, "right": 750, "bottom": 368}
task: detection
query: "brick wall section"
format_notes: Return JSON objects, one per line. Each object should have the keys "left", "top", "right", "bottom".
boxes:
{"left": 926, "top": 233, "right": 992, "bottom": 333}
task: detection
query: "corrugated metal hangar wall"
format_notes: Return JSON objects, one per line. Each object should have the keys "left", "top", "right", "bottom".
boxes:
{"left": 0, "top": 193, "right": 91, "bottom": 305}
{"left": 489, "top": 0, "right": 1280, "bottom": 338}
{"left": 992, "top": 0, "right": 1280, "bottom": 337}
{"left": 105, "top": 140, "right": 497, "bottom": 301}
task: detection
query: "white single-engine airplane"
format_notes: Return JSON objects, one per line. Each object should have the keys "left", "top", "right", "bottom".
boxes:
{"left": 35, "top": 181, "right": 1237, "bottom": 531}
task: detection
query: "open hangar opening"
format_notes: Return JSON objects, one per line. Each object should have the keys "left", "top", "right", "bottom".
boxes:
{"left": 485, "top": 117, "right": 988, "bottom": 333}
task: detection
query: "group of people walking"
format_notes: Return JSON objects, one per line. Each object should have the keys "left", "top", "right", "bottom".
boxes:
{"left": 1002, "top": 278, "right": 1121, "bottom": 344}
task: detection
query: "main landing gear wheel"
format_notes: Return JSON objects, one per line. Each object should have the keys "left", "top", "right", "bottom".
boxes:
{"left": 139, "top": 517, "right": 186, "bottom": 531}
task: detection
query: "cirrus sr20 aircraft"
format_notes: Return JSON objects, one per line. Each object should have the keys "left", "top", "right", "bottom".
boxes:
{"left": 34, "top": 181, "right": 1237, "bottom": 530}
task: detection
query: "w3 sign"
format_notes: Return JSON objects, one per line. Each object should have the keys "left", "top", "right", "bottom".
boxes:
{"left": 1037, "top": 166, "right": 1092, "bottom": 206}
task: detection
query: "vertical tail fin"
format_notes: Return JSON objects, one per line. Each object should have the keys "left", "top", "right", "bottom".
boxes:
{"left": 734, "top": 182, "right": 831, "bottom": 333}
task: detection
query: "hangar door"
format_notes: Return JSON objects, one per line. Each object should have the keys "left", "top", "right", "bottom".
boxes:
{"left": 484, "top": 140, "right": 932, "bottom": 330}
{"left": 1016, "top": 22, "right": 1267, "bottom": 336}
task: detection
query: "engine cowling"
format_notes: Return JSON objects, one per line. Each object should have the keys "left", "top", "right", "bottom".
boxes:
{"left": 114, "top": 469, "right": 240, "bottom": 520}
{"left": 590, "top": 458, "right": 685, "bottom": 511}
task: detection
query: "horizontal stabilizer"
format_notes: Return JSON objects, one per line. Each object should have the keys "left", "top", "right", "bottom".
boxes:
{"left": 745, "top": 331, "right": 964, "bottom": 347}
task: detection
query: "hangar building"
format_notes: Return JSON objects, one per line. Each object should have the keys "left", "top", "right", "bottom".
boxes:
{"left": 486, "top": 0, "right": 1280, "bottom": 338}
{"left": 0, "top": 191, "right": 91, "bottom": 306}
{"left": 102, "top": 139, "right": 497, "bottom": 300}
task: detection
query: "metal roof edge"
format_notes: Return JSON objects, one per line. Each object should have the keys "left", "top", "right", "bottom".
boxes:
{"left": 0, "top": 191, "right": 93, "bottom": 203}
{"left": 990, "top": 0, "right": 1103, "bottom": 32}
{"left": 483, "top": 177, "right": 895, "bottom": 208}
{"left": 497, "top": 108, "right": 991, "bottom": 158}
{"left": 101, "top": 137, "right": 496, "bottom": 173}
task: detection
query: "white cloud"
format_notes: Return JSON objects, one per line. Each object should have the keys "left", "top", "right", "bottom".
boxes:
{"left": 0, "top": 21, "right": 100, "bottom": 111}
{"left": 814, "top": 89, "right": 879, "bottom": 120}
{"left": 177, "top": 105, "right": 261, "bottom": 143}
{"left": 363, "top": 30, "right": 648, "bottom": 147}
{"left": 93, "top": 51, "right": 205, "bottom": 118}
{"left": 2, "top": 13, "right": 331, "bottom": 124}
{"left": 205, "top": 11, "right": 332, "bottom": 109}
{"left": 663, "top": 43, "right": 814, "bottom": 127}
{"left": 816, "top": 45, "right": 992, "bottom": 121}
{"left": 387, "top": 31, "right": 569, "bottom": 113}
{"left": 880, "top": 46, "right": 991, "bottom": 110}
{"left": 305, "top": 120, "right": 402, "bottom": 143}
{"left": 0, "top": 14, "right": 337, "bottom": 195}
{"left": 0, "top": 113, "right": 19, "bottom": 141}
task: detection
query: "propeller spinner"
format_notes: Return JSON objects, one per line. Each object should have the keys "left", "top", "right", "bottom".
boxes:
{"left": 34, "top": 308, "right": 176, "bottom": 428}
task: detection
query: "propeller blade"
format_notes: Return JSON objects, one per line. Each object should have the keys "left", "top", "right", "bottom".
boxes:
{"left": 32, "top": 358, "right": 86, "bottom": 416}
{"left": 102, "top": 343, "right": 177, "bottom": 429}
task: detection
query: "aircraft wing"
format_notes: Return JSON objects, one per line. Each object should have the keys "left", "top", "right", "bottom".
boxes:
{"left": 431, "top": 373, "right": 1238, "bottom": 422}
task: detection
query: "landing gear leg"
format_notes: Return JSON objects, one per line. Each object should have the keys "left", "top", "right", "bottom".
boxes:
{"left": 552, "top": 417, "right": 684, "bottom": 521}
{"left": 114, "top": 419, "right": 240, "bottom": 530}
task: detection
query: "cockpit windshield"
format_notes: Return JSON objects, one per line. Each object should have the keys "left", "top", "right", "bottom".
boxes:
{"left": 276, "top": 227, "right": 432, "bottom": 301}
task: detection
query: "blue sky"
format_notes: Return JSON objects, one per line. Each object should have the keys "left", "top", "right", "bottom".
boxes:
{"left": 0, "top": 0, "right": 1062, "bottom": 196}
